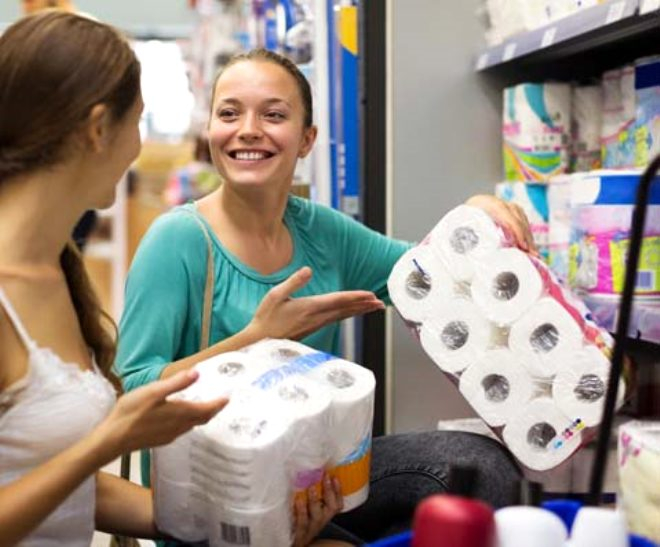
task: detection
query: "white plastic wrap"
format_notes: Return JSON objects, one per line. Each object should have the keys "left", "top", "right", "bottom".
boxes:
{"left": 618, "top": 421, "right": 660, "bottom": 542}
{"left": 389, "top": 204, "right": 624, "bottom": 472}
{"left": 153, "top": 339, "right": 375, "bottom": 546}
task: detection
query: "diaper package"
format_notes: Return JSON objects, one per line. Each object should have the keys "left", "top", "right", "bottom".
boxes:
{"left": 388, "top": 204, "right": 625, "bottom": 472}
{"left": 153, "top": 340, "right": 375, "bottom": 546}
{"left": 567, "top": 170, "right": 660, "bottom": 297}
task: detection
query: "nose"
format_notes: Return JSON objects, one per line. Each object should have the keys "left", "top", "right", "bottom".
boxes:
{"left": 238, "top": 112, "right": 263, "bottom": 142}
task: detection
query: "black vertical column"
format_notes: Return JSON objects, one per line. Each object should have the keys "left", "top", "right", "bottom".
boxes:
{"left": 359, "top": 0, "right": 387, "bottom": 437}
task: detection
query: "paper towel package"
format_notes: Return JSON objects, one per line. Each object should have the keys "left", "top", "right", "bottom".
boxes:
{"left": 153, "top": 339, "right": 375, "bottom": 545}
{"left": 502, "top": 82, "right": 571, "bottom": 182}
{"left": 389, "top": 204, "right": 623, "bottom": 472}
{"left": 618, "top": 421, "right": 660, "bottom": 543}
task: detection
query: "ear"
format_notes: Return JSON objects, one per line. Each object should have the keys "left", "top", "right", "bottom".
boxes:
{"left": 84, "top": 104, "right": 112, "bottom": 154}
{"left": 298, "top": 125, "right": 318, "bottom": 158}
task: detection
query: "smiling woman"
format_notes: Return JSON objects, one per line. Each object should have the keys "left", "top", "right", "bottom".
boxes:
{"left": 117, "top": 48, "right": 529, "bottom": 546}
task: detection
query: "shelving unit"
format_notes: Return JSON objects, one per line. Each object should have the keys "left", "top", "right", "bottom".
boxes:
{"left": 474, "top": 0, "right": 660, "bottom": 83}
{"left": 583, "top": 296, "right": 660, "bottom": 344}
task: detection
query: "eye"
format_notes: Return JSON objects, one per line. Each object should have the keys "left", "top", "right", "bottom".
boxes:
{"left": 217, "top": 108, "right": 239, "bottom": 120}
{"left": 264, "top": 111, "right": 286, "bottom": 121}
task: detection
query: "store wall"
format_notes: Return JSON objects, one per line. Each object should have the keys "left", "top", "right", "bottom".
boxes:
{"left": 0, "top": 0, "right": 193, "bottom": 35}
{"left": 389, "top": 0, "right": 502, "bottom": 432}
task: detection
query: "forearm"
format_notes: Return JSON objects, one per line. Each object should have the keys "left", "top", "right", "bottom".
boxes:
{"left": 159, "top": 325, "right": 262, "bottom": 379}
{"left": 0, "top": 431, "right": 111, "bottom": 546}
{"left": 95, "top": 472, "right": 160, "bottom": 539}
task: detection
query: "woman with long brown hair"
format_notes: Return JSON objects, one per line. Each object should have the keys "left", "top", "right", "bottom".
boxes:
{"left": 0, "top": 11, "right": 232, "bottom": 545}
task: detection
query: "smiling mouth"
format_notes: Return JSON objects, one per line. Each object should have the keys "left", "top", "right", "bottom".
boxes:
{"left": 229, "top": 150, "right": 275, "bottom": 161}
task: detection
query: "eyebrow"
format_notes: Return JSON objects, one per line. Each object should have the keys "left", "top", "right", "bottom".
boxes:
{"left": 216, "top": 97, "right": 293, "bottom": 108}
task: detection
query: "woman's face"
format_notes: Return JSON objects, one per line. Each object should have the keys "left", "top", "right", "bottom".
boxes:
{"left": 208, "top": 60, "right": 316, "bottom": 191}
{"left": 90, "top": 94, "right": 144, "bottom": 209}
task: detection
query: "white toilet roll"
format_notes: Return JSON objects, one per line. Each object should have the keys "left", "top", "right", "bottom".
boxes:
{"left": 553, "top": 345, "right": 624, "bottom": 428}
{"left": 304, "top": 359, "right": 375, "bottom": 462}
{"left": 471, "top": 248, "right": 545, "bottom": 325}
{"left": 191, "top": 394, "right": 295, "bottom": 508}
{"left": 495, "top": 506, "right": 568, "bottom": 547}
{"left": 153, "top": 471, "right": 208, "bottom": 543}
{"left": 387, "top": 244, "right": 456, "bottom": 323}
{"left": 509, "top": 297, "right": 584, "bottom": 378}
{"left": 459, "top": 349, "right": 536, "bottom": 427}
{"left": 245, "top": 338, "right": 315, "bottom": 363}
{"left": 205, "top": 496, "right": 292, "bottom": 547}
{"left": 502, "top": 398, "right": 582, "bottom": 471}
{"left": 429, "top": 204, "right": 505, "bottom": 282}
{"left": 267, "top": 377, "right": 333, "bottom": 493}
{"left": 419, "top": 297, "right": 494, "bottom": 374}
{"left": 184, "top": 351, "right": 270, "bottom": 401}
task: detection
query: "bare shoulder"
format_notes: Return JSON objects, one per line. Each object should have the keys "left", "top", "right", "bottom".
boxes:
{"left": 0, "top": 302, "right": 29, "bottom": 393}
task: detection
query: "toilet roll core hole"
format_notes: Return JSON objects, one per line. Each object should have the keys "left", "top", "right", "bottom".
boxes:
{"left": 405, "top": 269, "right": 432, "bottom": 300}
{"left": 229, "top": 417, "right": 268, "bottom": 439}
{"left": 481, "top": 374, "right": 510, "bottom": 402}
{"left": 574, "top": 374, "right": 605, "bottom": 402}
{"left": 450, "top": 227, "right": 479, "bottom": 254}
{"left": 278, "top": 384, "right": 309, "bottom": 402}
{"left": 492, "top": 272, "right": 519, "bottom": 300}
{"left": 273, "top": 348, "right": 301, "bottom": 361}
{"left": 529, "top": 324, "right": 560, "bottom": 353}
{"left": 217, "top": 362, "right": 245, "bottom": 376}
{"left": 527, "top": 422, "right": 557, "bottom": 450}
{"left": 327, "top": 369, "right": 355, "bottom": 389}
{"left": 441, "top": 321, "right": 470, "bottom": 350}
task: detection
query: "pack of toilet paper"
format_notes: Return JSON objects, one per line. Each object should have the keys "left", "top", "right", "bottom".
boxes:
{"left": 152, "top": 339, "right": 375, "bottom": 546}
{"left": 388, "top": 204, "right": 625, "bottom": 472}
{"left": 618, "top": 421, "right": 660, "bottom": 543}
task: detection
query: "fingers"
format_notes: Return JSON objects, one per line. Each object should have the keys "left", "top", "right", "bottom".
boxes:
{"left": 178, "top": 397, "right": 229, "bottom": 425}
{"left": 307, "top": 487, "right": 324, "bottom": 526}
{"left": 139, "top": 369, "right": 200, "bottom": 403}
{"left": 306, "top": 291, "right": 384, "bottom": 314}
{"left": 265, "top": 267, "right": 313, "bottom": 304}
{"left": 322, "top": 475, "right": 343, "bottom": 515}
{"left": 293, "top": 496, "right": 308, "bottom": 546}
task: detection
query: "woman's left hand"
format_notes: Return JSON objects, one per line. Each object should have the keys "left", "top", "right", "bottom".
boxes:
{"left": 465, "top": 194, "right": 539, "bottom": 257}
{"left": 292, "top": 474, "right": 344, "bottom": 547}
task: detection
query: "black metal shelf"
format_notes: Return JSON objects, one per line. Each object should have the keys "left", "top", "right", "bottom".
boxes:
{"left": 475, "top": 0, "right": 660, "bottom": 80}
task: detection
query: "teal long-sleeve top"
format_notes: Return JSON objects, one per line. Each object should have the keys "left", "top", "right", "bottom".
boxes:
{"left": 116, "top": 195, "right": 411, "bottom": 485}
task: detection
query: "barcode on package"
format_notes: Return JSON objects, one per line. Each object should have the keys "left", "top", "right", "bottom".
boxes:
{"left": 636, "top": 270, "right": 655, "bottom": 290}
{"left": 221, "top": 522, "right": 251, "bottom": 545}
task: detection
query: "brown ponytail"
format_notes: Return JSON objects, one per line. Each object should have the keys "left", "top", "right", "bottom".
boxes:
{"left": 60, "top": 243, "right": 121, "bottom": 391}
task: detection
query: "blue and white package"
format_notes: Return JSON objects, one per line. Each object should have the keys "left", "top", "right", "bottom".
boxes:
{"left": 634, "top": 56, "right": 660, "bottom": 168}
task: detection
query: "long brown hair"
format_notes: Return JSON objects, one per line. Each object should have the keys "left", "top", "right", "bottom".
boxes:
{"left": 212, "top": 48, "right": 314, "bottom": 128}
{"left": 0, "top": 11, "right": 141, "bottom": 388}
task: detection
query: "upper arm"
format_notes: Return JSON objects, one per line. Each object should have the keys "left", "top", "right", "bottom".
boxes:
{"left": 116, "top": 213, "right": 207, "bottom": 391}
{"left": 331, "top": 210, "right": 412, "bottom": 301}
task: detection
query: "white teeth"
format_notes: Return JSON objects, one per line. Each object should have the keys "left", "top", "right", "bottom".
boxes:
{"left": 235, "top": 151, "right": 268, "bottom": 160}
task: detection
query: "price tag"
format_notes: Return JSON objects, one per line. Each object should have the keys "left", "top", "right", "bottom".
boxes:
{"left": 605, "top": 1, "right": 626, "bottom": 24}
{"left": 502, "top": 42, "right": 517, "bottom": 62}
{"left": 640, "top": 0, "right": 660, "bottom": 14}
{"left": 541, "top": 27, "right": 557, "bottom": 48}
{"left": 476, "top": 53, "right": 489, "bottom": 71}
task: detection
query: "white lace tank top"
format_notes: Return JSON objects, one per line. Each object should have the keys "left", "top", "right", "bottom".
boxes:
{"left": 0, "top": 287, "right": 116, "bottom": 546}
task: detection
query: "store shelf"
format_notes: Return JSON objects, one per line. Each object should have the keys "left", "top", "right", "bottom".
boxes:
{"left": 474, "top": 0, "right": 660, "bottom": 72}
{"left": 583, "top": 295, "right": 660, "bottom": 344}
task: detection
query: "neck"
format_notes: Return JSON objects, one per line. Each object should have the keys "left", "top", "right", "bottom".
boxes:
{"left": 0, "top": 169, "right": 86, "bottom": 267}
{"left": 215, "top": 184, "right": 290, "bottom": 240}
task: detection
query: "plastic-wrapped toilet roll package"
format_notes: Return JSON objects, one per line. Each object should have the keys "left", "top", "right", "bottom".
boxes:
{"left": 618, "top": 421, "right": 660, "bottom": 543}
{"left": 153, "top": 339, "right": 375, "bottom": 546}
{"left": 389, "top": 204, "right": 624, "bottom": 472}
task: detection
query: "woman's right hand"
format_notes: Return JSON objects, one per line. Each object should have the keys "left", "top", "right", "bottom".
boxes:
{"left": 92, "top": 370, "right": 227, "bottom": 464}
{"left": 247, "top": 267, "right": 385, "bottom": 342}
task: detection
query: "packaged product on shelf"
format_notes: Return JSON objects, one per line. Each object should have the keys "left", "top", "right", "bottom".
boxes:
{"left": 152, "top": 339, "right": 375, "bottom": 546}
{"left": 633, "top": 56, "right": 660, "bottom": 168}
{"left": 495, "top": 181, "right": 550, "bottom": 260}
{"left": 567, "top": 170, "right": 660, "bottom": 298}
{"left": 618, "top": 421, "right": 660, "bottom": 543}
{"left": 571, "top": 85, "right": 603, "bottom": 172}
{"left": 503, "top": 83, "right": 571, "bottom": 182}
{"left": 388, "top": 204, "right": 625, "bottom": 472}
{"left": 483, "top": 0, "right": 550, "bottom": 44}
{"left": 547, "top": 173, "right": 575, "bottom": 284}
{"left": 601, "top": 66, "right": 637, "bottom": 169}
